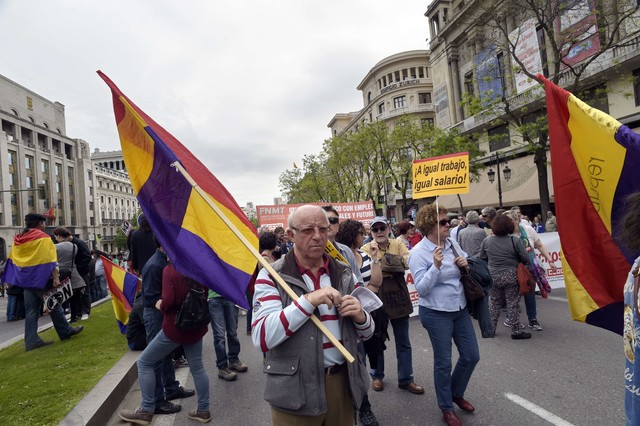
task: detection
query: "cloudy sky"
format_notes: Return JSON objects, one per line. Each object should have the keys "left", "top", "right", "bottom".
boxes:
{"left": 0, "top": 1, "right": 430, "bottom": 207}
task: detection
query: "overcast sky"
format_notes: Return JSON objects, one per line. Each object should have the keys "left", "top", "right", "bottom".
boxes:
{"left": 0, "top": 1, "right": 430, "bottom": 207}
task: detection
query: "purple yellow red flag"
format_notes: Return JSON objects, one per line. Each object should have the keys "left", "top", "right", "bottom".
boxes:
{"left": 2, "top": 228, "right": 57, "bottom": 290}
{"left": 541, "top": 75, "right": 640, "bottom": 334}
{"left": 102, "top": 255, "right": 139, "bottom": 334}
{"left": 97, "top": 71, "right": 258, "bottom": 308}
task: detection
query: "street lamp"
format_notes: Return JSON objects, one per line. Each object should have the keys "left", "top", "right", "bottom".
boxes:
{"left": 486, "top": 152, "right": 511, "bottom": 208}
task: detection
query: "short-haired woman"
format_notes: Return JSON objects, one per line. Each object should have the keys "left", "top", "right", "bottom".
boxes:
{"left": 477, "top": 214, "right": 531, "bottom": 339}
{"left": 408, "top": 204, "right": 479, "bottom": 426}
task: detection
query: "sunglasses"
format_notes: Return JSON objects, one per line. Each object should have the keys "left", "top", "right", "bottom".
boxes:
{"left": 371, "top": 226, "right": 387, "bottom": 233}
{"left": 328, "top": 217, "right": 339, "bottom": 225}
{"left": 439, "top": 219, "right": 450, "bottom": 226}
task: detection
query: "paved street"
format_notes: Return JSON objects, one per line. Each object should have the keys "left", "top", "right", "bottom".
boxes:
{"left": 105, "top": 288, "right": 623, "bottom": 425}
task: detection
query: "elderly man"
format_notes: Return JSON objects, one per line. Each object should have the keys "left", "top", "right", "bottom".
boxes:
{"left": 480, "top": 207, "right": 497, "bottom": 235}
{"left": 252, "top": 205, "right": 374, "bottom": 425}
{"left": 457, "top": 211, "right": 487, "bottom": 257}
{"left": 361, "top": 216, "right": 425, "bottom": 395}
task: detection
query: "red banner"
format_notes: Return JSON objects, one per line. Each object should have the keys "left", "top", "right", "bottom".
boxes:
{"left": 257, "top": 201, "right": 376, "bottom": 229}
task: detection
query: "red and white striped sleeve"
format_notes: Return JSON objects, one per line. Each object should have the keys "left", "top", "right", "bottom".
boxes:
{"left": 353, "top": 309, "right": 374, "bottom": 341}
{"left": 250, "top": 267, "right": 315, "bottom": 352}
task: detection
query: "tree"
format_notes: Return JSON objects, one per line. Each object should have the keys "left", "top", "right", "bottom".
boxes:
{"left": 458, "top": 0, "right": 640, "bottom": 219}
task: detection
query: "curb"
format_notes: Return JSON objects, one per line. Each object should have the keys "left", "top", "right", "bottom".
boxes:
{"left": 60, "top": 350, "right": 138, "bottom": 426}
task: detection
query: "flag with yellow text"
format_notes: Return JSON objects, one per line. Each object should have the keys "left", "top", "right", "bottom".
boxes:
{"left": 542, "top": 75, "right": 640, "bottom": 334}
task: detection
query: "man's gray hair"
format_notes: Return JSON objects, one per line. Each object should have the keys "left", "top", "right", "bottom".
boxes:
{"left": 466, "top": 210, "right": 480, "bottom": 224}
{"left": 481, "top": 206, "right": 496, "bottom": 220}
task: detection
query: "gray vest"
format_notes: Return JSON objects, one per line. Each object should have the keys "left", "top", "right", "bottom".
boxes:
{"left": 263, "top": 252, "right": 369, "bottom": 416}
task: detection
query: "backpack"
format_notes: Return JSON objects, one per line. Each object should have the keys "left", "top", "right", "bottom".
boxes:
{"left": 174, "top": 281, "right": 210, "bottom": 331}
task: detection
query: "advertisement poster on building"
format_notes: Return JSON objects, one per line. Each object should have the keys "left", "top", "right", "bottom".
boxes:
{"left": 509, "top": 18, "right": 544, "bottom": 94}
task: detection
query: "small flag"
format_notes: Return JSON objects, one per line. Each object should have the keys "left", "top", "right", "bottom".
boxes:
{"left": 541, "top": 75, "right": 640, "bottom": 334}
{"left": 2, "top": 228, "right": 57, "bottom": 290}
{"left": 102, "top": 255, "right": 139, "bottom": 334}
{"left": 98, "top": 71, "right": 259, "bottom": 308}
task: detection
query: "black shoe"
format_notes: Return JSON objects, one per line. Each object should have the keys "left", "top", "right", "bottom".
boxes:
{"left": 359, "top": 408, "right": 379, "bottom": 426}
{"left": 154, "top": 400, "right": 181, "bottom": 415}
{"left": 61, "top": 325, "right": 84, "bottom": 340}
{"left": 26, "top": 340, "right": 53, "bottom": 351}
{"left": 511, "top": 331, "right": 532, "bottom": 340}
{"left": 166, "top": 386, "right": 195, "bottom": 401}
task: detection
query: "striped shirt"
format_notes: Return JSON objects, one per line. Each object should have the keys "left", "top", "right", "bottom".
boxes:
{"left": 358, "top": 249, "right": 372, "bottom": 285}
{"left": 251, "top": 257, "right": 374, "bottom": 368}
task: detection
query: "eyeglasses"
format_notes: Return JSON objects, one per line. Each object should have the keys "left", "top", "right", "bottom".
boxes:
{"left": 371, "top": 226, "right": 387, "bottom": 233}
{"left": 481, "top": 214, "right": 488, "bottom": 218}
{"left": 328, "top": 217, "right": 339, "bottom": 225}
{"left": 291, "top": 226, "right": 330, "bottom": 236}
{"left": 438, "top": 219, "right": 450, "bottom": 226}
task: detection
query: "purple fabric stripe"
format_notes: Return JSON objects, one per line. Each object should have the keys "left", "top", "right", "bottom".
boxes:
{"left": 612, "top": 125, "right": 640, "bottom": 264}
{"left": 138, "top": 126, "right": 250, "bottom": 308}
{"left": 117, "top": 320, "right": 127, "bottom": 335}
{"left": 2, "top": 260, "right": 56, "bottom": 290}
{"left": 122, "top": 273, "right": 139, "bottom": 307}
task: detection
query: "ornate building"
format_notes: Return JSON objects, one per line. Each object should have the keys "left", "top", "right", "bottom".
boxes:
{"left": 91, "top": 149, "right": 138, "bottom": 253}
{"left": 0, "top": 74, "right": 93, "bottom": 259}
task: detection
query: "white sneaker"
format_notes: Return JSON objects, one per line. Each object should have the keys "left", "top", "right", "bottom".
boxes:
{"left": 81, "top": 314, "right": 89, "bottom": 321}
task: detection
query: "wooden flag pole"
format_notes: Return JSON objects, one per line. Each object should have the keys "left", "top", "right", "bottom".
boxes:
{"left": 171, "top": 162, "right": 355, "bottom": 364}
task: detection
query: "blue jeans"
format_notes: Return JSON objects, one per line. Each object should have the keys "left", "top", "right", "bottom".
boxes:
{"left": 143, "top": 307, "right": 179, "bottom": 404}
{"left": 370, "top": 315, "right": 414, "bottom": 385}
{"left": 208, "top": 297, "right": 241, "bottom": 369}
{"left": 96, "top": 275, "right": 107, "bottom": 299}
{"left": 7, "top": 294, "right": 19, "bottom": 320}
{"left": 137, "top": 330, "right": 209, "bottom": 413}
{"left": 24, "top": 288, "right": 74, "bottom": 350}
{"left": 523, "top": 291, "right": 537, "bottom": 322}
{"left": 419, "top": 306, "right": 480, "bottom": 412}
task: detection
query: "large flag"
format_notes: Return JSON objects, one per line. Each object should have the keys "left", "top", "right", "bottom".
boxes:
{"left": 2, "top": 228, "right": 57, "bottom": 290}
{"left": 98, "top": 72, "right": 258, "bottom": 308}
{"left": 541, "top": 75, "right": 640, "bottom": 334}
{"left": 102, "top": 255, "right": 139, "bottom": 334}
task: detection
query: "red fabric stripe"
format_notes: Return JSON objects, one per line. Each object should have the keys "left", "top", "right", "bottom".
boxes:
{"left": 320, "top": 314, "right": 339, "bottom": 321}
{"left": 293, "top": 299, "right": 311, "bottom": 316}
{"left": 255, "top": 279, "right": 276, "bottom": 288}
{"left": 260, "top": 295, "right": 281, "bottom": 302}
{"left": 257, "top": 316, "right": 268, "bottom": 353}
{"left": 323, "top": 340, "right": 343, "bottom": 350}
{"left": 279, "top": 311, "right": 293, "bottom": 336}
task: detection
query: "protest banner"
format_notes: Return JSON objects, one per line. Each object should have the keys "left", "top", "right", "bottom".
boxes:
{"left": 412, "top": 152, "right": 470, "bottom": 199}
{"left": 257, "top": 201, "right": 376, "bottom": 229}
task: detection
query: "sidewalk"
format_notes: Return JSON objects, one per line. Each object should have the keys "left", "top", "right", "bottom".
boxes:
{"left": 0, "top": 294, "right": 138, "bottom": 426}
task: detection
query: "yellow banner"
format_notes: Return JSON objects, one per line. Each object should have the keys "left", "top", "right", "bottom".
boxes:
{"left": 412, "top": 152, "right": 470, "bottom": 199}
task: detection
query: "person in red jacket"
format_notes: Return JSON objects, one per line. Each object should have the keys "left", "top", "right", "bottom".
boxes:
{"left": 119, "top": 264, "right": 211, "bottom": 424}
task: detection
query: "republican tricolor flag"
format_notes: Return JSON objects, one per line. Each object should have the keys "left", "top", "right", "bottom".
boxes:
{"left": 2, "top": 228, "right": 57, "bottom": 290}
{"left": 102, "top": 255, "right": 139, "bottom": 334}
{"left": 98, "top": 71, "right": 259, "bottom": 308}
{"left": 542, "top": 75, "right": 640, "bottom": 334}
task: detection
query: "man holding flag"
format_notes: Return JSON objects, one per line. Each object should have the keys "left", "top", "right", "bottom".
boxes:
{"left": 2, "top": 213, "right": 83, "bottom": 351}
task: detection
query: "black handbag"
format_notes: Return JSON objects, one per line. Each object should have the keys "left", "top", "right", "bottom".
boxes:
{"left": 450, "top": 240, "right": 484, "bottom": 302}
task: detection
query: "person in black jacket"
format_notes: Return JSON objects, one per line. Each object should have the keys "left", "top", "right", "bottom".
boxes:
{"left": 129, "top": 214, "right": 157, "bottom": 276}
{"left": 127, "top": 298, "right": 147, "bottom": 351}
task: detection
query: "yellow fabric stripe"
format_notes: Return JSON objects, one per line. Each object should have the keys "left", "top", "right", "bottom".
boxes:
{"left": 182, "top": 188, "right": 258, "bottom": 274}
{"left": 567, "top": 95, "right": 624, "bottom": 233}
{"left": 110, "top": 296, "right": 129, "bottom": 325}
{"left": 560, "top": 249, "right": 599, "bottom": 322}
{"left": 10, "top": 238, "right": 57, "bottom": 267}
{"left": 117, "top": 96, "right": 155, "bottom": 194}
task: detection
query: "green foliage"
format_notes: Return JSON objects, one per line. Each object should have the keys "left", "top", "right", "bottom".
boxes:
{"left": 278, "top": 114, "right": 484, "bottom": 210}
{"left": 114, "top": 228, "right": 128, "bottom": 250}
{"left": 0, "top": 303, "right": 129, "bottom": 424}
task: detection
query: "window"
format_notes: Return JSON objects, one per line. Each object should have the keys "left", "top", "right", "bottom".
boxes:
{"left": 88, "top": 170, "right": 92, "bottom": 181}
{"left": 101, "top": 195, "right": 105, "bottom": 203}
{"left": 488, "top": 124, "right": 510, "bottom": 151}
{"left": 89, "top": 186, "right": 93, "bottom": 196}
{"left": 26, "top": 176, "right": 33, "bottom": 189}
{"left": 378, "top": 103, "right": 385, "bottom": 114}
{"left": 418, "top": 92, "right": 432, "bottom": 104}
{"left": 393, "top": 96, "right": 406, "bottom": 109}
{"left": 421, "top": 118, "right": 435, "bottom": 127}
{"left": 464, "top": 72, "right": 475, "bottom": 97}
{"left": 89, "top": 201, "right": 94, "bottom": 211}
{"left": 25, "top": 156, "right": 33, "bottom": 169}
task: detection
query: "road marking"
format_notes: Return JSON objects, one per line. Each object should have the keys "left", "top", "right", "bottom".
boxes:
{"left": 548, "top": 296, "right": 568, "bottom": 302}
{"left": 505, "top": 393, "right": 575, "bottom": 426}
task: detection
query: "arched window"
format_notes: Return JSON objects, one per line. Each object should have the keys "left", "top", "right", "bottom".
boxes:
{"left": 10, "top": 108, "right": 18, "bottom": 116}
